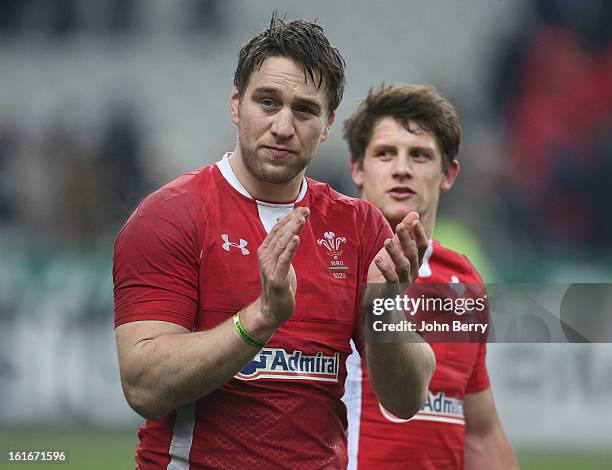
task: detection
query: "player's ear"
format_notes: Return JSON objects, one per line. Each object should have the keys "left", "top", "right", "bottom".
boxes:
{"left": 230, "top": 86, "right": 240, "bottom": 126}
{"left": 350, "top": 158, "right": 364, "bottom": 188}
{"left": 320, "top": 111, "right": 335, "bottom": 143}
{"left": 440, "top": 160, "right": 460, "bottom": 192}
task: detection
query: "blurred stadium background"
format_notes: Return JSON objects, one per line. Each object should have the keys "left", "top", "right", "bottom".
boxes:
{"left": 0, "top": 0, "right": 611, "bottom": 468}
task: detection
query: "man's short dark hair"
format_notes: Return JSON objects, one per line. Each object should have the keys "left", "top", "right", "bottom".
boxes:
{"left": 343, "top": 84, "right": 461, "bottom": 172}
{"left": 233, "top": 14, "right": 346, "bottom": 114}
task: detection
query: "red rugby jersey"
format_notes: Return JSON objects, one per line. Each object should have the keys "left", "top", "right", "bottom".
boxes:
{"left": 113, "top": 155, "right": 392, "bottom": 469}
{"left": 344, "top": 241, "right": 490, "bottom": 470}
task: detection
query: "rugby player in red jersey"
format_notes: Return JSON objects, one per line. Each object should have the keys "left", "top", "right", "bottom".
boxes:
{"left": 343, "top": 84, "right": 518, "bottom": 469}
{"left": 113, "top": 17, "right": 435, "bottom": 469}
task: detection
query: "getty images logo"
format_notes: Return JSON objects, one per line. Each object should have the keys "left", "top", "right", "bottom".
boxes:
{"left": 221, "top": 234, "right": 250, "bottom": 255}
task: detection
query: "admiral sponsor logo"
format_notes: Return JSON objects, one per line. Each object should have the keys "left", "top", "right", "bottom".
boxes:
{"left": 236, "top": 348, "right": 339, "bottom": 382}
{"left": 415, "top": 391, "right": 465, "bottom": 425}
{"left": 379, "top": 391, "right": 465, "bottom": 425}
{"left": 422, "top": 391, "right": 464, "bottom": 416}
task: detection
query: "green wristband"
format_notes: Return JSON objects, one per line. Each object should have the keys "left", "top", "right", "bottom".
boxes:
{"left": 233, "top": 311, "right": 267, "bottom": 349}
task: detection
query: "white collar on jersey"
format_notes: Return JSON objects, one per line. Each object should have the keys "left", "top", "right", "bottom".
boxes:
{"left": 418, "top": 240, "right": 434, "bottom": 278}
{"left": 216, "top": 152, "right": 308, "bottom": 205}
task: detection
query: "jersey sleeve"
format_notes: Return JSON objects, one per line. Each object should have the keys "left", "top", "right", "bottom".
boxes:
{"left": 463, "top": 254, "right": 491, "bottom": 393}
{"left": 113, "top": 187, "right": 202, "bottom": 329}
{"left": 352, "top": 201, "right": 394, "bottom": 354}
{"left": 465, "top": 341, "right": 490, "bottom": 393}
{"left": 362, "top": 202, "right": 394, "bottom": 268}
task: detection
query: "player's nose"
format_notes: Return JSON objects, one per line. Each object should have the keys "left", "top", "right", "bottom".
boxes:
{"left": 270, "top": 107, "right": 295, "bottom": 140}
{"left": 392, "top": 155, "right": 413, "bottom": 178}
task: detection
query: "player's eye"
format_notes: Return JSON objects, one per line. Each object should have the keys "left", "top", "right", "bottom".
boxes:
{"left": 260, "top": 98, "right": 278, "bottom": 108}
{"left": 294, "top": 106, "right": 314, "bottom": 115}
{"left": 377, "top": 150, "right": 393, "bottom": 159}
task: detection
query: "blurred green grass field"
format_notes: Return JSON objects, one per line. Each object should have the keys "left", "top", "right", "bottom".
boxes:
{"left": 1, "top": 428, "right": 611, "bottom": 469}
{"left": 0, "top": 429, "right": 138, "bottom": 469}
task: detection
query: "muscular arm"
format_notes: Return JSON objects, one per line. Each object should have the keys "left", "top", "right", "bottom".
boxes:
{"left": 116, "top": 301, "right": 272, "bottom": 419}
{"left": 115, "top": 208, "right": 309, "bottom": 419}
{"left": 364, "top": 213, "right": 436, "bottom": 419}
{"left": 464, "top": 388, "right": 519, "bottom": 469}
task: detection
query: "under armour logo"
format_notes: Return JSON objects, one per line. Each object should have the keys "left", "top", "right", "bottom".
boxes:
{"left": 449, "top": 275, "right": 466, "bottom": 297}
{"left": 221, "top": 234, "right": 250, "bottom": 255}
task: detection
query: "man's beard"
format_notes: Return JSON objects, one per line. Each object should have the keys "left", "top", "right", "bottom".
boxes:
{"left": 239, "top": 141, "right": 314, "bottom": 184}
